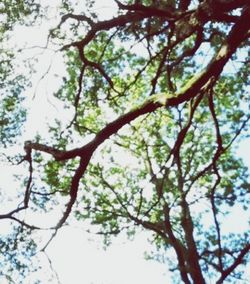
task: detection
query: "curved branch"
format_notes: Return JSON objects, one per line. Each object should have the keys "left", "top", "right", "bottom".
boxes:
{"left": 168, "top": 5, "right": 250, "bottom": 105}
{"left": 53, "top": 154, "right": 93, "bottom": 230}
{"left": 24, "top": 5, "right": 250, "bottom": 231}
{"left": 61, "top": 11, "right": 172, "bottom": 51}
{"left": 216, "top": 244, "right": 250, "bottom": 284}
{"left": 208, "top": 91, "right": 223, "bottom": 271}
{"left": 60, "top": 13, "right": 94, "bottom": 27}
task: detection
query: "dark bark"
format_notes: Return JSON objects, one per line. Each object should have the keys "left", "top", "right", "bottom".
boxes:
{"left": 216, "top": 244, "right": 250, "bottom": 284}
{"left": 180, "top": 197, "right": 206, "bottom": 283}
{"left": 163, "top": 204, "right": 191, "bottom": 284}
{"left": 22, "top": 5, "right": 250, "bottom": 232}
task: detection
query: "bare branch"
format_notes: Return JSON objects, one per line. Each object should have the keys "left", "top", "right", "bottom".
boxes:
{"left": 208, "top": 91, "right": 224, "bottom": 271}
{"left": 216, "top": 244, "right": 250, "bottom": 284}
{"left": 60, "top": 13, "right": 94, "bottom": 27}
{"left": 43, "top": 251, "right": 62, "bottom": 284}
{"left": 0, "top": 146, "right": 33, "bottom": 221}
{"left": 9, "top": 216, "right": 42, "bottom": 230}
{"left": 53, "top": 155, "right": 93, "bottom": 230}
{"left": 41, "top": 229, "right": 58, "bottom": 251}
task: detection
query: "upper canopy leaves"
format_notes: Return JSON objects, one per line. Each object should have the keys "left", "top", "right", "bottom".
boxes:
{"left": 0, "top": 0, "right": 249, "bottom": 283}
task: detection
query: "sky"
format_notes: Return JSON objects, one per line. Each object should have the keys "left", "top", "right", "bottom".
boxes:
{"left": 0, "top": 1, "right": 171, "bottom": 283}
{"left": 45, "top": 228, "right": 170, "bottom": 284}
{"left": 1, "top": 1, "right": 249, "bottom": 283}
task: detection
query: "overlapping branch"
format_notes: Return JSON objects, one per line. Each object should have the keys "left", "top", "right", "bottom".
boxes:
{"left": 0, "top": 2, "right": 249, "bottom": 283}
{"left": 216, "top": 244, "right": 250, "bottom": 284}
{"left": 21, "top": 5, "right": 250, "bottom": 234}
{"left": 59, "top": 1, "right": 248, "bottom": 94}
{"left": 2, "top": 3, "right": 247, "bottom": 262}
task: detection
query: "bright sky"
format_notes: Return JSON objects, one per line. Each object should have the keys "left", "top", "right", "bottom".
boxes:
{"left": 1, "top": 1, "right": 249, "bottom": 283}
{"left": 0, "top": 1, "right": 171, "bottom": 283}
{"left": 45, "top": 228, "right": 170, "bottom": 284}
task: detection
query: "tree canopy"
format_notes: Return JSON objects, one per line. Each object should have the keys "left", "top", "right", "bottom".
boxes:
{"left": 0, "top": 0, "right": 250, "bottom": 283}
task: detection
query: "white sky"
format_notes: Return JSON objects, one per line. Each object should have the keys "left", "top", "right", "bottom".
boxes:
{"left": 1, "top": 1, "right": 249, "bottom": 283}
{"left": 44, "top": 228, "right": 170, "bottom": 284}
{"left": 0, "top": 1, "right": 170, "bottom": 283}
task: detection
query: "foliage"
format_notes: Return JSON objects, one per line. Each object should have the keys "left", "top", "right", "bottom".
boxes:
{"left": 0, "top": 0, "right": 250, "bottom": 283}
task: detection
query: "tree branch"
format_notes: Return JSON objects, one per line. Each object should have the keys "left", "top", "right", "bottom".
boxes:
{"left": 114, "top": 0, "right": 179, "bottom": 18}
{"left": 163, "top": 204, "right": 191, "bottom": 284}
{"left": 208, "top": 91, "right": 223, "bottom": 272}
{"left": 168, "top": 5, "right": 250, "bottom": 105}
{"left": 60, "top": 13, "right": 94, "bottom": 27}
{"left": 216, "top": 244, "right": 250, "bottom": 284}
{"left": 23, "top": 4, "right": 250, "bottom": 232}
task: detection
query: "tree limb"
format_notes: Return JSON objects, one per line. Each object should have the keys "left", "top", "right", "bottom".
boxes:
{"left": 216, "top": 244, "right": 250, "bottom": 284}
{"left": 23, "top": 4, "right": 250, "bottom": 231}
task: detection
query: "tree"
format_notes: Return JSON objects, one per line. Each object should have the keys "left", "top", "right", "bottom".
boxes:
{"left": 0, "top": 0, "right": 249, "bottom": 283}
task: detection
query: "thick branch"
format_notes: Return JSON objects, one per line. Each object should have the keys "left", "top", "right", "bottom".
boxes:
{"left": 62, "top": 11, "right": 174, "bottom": 51}
{"left": 168, "top": 5, "right": 250, "bottom": 105}
{"left": 180, "top": 196, "right": 206, "bottom": 283}
{"left": 60, "top": 13, "right": 94, "bottom": 26}
{"left": 53, "top": 154, "right": 93, "bottom": 230}
{"left": 114, "top": 0, "right": 179, "bottom": 18}
{"left": 179, "top": 0, "right": 191, "bottom": 11}
{"left": 216, "top": 244, "right": 250, "bottom": 284}
{"left": 163, "top": 204, "right": 191, "bottom": 284}
{"left": 24, "top": 5, "right": 250, "bottom": 231}
{"left": 211, "top": 0, "right": 249, "bottom": 12}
